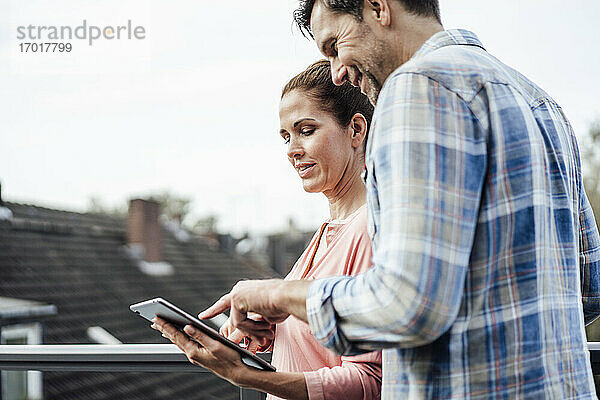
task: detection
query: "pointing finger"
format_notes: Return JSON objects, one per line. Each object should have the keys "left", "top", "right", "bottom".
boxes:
{"left": 199, "top": 294, "right": 232, "bottom": 319}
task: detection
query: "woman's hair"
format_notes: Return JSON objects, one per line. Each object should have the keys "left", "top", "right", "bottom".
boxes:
{"left": 281, "top": 60, "right": 374, "bottom": 141}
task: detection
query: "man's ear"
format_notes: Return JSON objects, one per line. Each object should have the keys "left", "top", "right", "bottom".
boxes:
{"left": 349, "top": 113, "right": 368, "bottom": 148}
{"left": 365, "top": 0, "right": 391, "bottom": 26}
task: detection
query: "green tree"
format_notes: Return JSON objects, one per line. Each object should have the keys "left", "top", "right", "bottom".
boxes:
{"left": 191, "top": 215, "right": 219, "bottom": 234}
{"left": 148, "top": 191, "right": 192, "bottom": 225}
{"left": 87, "top": 195, "right": 127, "bottom": 216}
{"left": 87, "top": 191, "right": 193, "bottom": 225}
{"left": 583, "top": 119, "right": 600, "bottom": 228}
{"left": 583, "top": 120, "right": 600, "bottom": 341}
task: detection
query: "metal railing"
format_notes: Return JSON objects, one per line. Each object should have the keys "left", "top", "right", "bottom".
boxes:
{"left": 1, "top": 343, "right": 600, "bottom": 399}
{"left": 590, "top": 342, "right": 600, "bottom": 373}
{"left": 0, "top": 344, "right": 266, "bottom": 400}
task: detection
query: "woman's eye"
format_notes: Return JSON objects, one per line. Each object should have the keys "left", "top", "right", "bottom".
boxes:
{"left": 283, "top": 135, "right": 290, "bottom": 144}
{"left": 301, "top": 128, "right": 315, "bottom": 136}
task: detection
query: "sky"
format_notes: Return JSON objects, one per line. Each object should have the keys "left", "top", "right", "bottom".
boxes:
{"left": 1, "top": 0, "right": 599, "bottom": 236}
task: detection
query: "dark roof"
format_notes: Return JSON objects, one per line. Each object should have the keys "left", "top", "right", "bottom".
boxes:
{"left": 0, "top": 202, "right": 276, "bottom": 400}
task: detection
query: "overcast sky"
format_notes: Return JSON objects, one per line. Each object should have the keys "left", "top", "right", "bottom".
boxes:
{"left": 1, "top": 0, "right": 599, "bottom": 236}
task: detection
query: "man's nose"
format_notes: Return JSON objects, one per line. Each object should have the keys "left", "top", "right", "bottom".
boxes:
{"left": 330, "top": 58, "right": 348, "bottom": 86}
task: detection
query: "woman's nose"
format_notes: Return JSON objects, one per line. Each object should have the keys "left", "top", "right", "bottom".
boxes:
{"left": 287, "top": 138, "right": 304, "bottom": 159}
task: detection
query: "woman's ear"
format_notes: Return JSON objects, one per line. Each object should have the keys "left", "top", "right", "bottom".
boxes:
{"left": 349, "top": 113, "right": 368, "bottom": 149}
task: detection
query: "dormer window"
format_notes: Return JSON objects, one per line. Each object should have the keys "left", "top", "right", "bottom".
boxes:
{"left": 1, "top": 323, "right": 43, "bottom": 400}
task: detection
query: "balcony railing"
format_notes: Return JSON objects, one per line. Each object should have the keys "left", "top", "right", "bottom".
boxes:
{"left": 0, "top": 344, "right": 266, "bottom": 400}
{"left": 1, "top": 343, "right": 600, "bottom": 399}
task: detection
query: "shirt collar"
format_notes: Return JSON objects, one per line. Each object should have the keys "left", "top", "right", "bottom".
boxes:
{"left": 410, "top": 29, "right": 486, "bottom": 61}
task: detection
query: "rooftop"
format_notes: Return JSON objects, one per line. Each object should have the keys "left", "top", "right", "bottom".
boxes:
{"left": 0, "top": 201, "right": 277, "bottom": 400}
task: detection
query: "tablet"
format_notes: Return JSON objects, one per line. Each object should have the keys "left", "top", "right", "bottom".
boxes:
{"left": 130, "top": 297, "right": 276, "bottom": 371}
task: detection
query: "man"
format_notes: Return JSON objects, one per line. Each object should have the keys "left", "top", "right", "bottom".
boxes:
{"left": 156, "top": 0, "right": 600, "bottom": 398}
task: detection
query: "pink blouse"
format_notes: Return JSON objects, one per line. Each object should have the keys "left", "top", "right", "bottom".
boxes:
{"left": 267, "top": 205, "right": 382, "bottom": 400}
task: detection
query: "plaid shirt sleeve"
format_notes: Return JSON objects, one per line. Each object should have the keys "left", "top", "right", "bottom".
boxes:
{"left": 580, "top": 187, "right": 600, "bottom": 324}
{"left": 306, "top": 72, "right": 488, "bottom": 355}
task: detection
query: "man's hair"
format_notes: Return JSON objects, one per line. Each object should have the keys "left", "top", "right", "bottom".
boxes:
{"left": 294, "top": 0, "right": 441, "bottom": 38}
{"left": 282, "top": 60, "right": 374, "bottom": 150}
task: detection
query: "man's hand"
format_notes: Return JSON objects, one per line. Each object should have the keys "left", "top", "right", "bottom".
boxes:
{"left": 220, "top": 315, "right": 273, "bottom": 354}
{"left": 199, "top": 279, "right": 312, "bottom": 341}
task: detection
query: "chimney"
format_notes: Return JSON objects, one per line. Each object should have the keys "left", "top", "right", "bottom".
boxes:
{"left": 0, "top": 181, "right": 3, "bottom": 206}
{"left": 127, "top": 198, "right": 162, "bottom": 262}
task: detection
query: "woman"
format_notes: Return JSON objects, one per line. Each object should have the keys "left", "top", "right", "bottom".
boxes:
{"left": 153, "top": 60, "right": 380, "bottom": 400}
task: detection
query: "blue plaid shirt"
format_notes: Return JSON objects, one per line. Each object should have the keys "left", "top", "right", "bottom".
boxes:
{"left": 306, "top": 30, "right": 600, "bottom": 399}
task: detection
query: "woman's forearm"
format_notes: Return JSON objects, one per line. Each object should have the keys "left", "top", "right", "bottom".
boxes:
{"left": 234, "top": 369, "right": 308, "bottom": 400}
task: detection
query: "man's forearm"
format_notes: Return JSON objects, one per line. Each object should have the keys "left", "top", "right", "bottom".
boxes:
{"left": 274, "top": 280, "right": 312, "bottom": 323}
